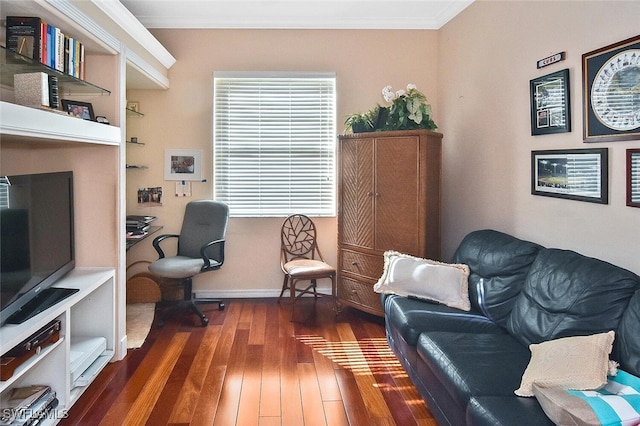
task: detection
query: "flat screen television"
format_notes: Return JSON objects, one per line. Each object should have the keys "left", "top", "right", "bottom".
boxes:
{"left": 1, "top": 171, "right": 76, "bottom": 325}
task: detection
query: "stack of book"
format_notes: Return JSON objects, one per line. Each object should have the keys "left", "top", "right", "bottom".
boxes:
{"left": 0, "top": 385, "right": 58, "bottom": 426}
{"left": 126, "top": 215, "right": 156, "bottom": 238}
{"left": 5, "top": 16, "right": 85, "bottom": 79}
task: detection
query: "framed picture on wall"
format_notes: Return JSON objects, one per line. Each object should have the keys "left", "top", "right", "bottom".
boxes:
{"left": 530, "top": 69, "right": 571, "bottom": 135}
{"left": 582, "top": 35, "right": 640, "bottom": 142}
{"left": 628, "top": 149, "right": 640, "bottom": 207}
{"left": 164, "top": 149, "right": 203, "bottom": 181}
{"left": 531, "top": 148, "right": 608, "bottom": 204}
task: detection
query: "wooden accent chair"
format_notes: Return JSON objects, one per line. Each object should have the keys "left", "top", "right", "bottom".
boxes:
{"left": 278, "top": 214, "right": 337, "bottom": 319}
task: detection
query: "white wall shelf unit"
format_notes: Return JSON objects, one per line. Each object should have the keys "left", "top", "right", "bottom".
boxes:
{"left": 0, "top": 268, "right": 115, "bottom": 420}
{"left": 0, "top": 101, "right": 120, "bottom": 145}
{"left": 0, "top": 0, "right": 174, "bottom": 421}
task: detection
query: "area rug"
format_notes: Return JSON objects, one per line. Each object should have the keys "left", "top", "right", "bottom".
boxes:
{"left": 126, "top": 303, "right": 155, "bottom": 349}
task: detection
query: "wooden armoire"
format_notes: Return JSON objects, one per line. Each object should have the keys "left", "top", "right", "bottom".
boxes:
{"left": 337, "top": 129, "right": 443, "bottom": 316}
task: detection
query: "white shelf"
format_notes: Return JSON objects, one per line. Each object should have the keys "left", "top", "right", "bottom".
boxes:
{"left": 0, "top": 268, "right": 116, "bottom": 412}
{"left": 0, "top": 102, "right": 121, "bottom": 145}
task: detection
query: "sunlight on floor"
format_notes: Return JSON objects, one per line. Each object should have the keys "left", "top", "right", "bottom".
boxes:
{"left": 297, "top": 335, "right": 408, "bottom": 378}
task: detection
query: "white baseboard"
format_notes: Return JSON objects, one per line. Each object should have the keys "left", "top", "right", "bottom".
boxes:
{"left": 194, "top": 287, "right": 333, "bottom": 299}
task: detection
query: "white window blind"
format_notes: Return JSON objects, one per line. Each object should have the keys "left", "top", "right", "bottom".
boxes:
{"left": 0, "top": 177, "right": 9, "bottom": 208}
{"left": 213, "top": 72, "right": 336, "bottom": 217}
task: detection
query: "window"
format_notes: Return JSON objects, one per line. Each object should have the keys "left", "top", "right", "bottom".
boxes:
{"left": 0, "top": 177, "right": 9, "bottom": 208}
{"left": 214, "top": 72, "right": 336, "bottom": 217}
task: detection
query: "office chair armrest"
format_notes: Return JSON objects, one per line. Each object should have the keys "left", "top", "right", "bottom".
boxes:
{"left": 152, "top": 234, "right": 180, "bottom": 259}
{"left": 201, "top": 238, "right": 225, "bottom": 270}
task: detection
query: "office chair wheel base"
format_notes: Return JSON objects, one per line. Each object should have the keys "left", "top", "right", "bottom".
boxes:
{"left": 219, "top": 303, "right": 225, "bottom": 310}
{"left": 200, "top": 316, "right": 209, "bottom": 327}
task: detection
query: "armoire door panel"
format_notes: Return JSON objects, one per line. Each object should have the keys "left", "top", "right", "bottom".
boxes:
{"left": 340, "top": 138, "right": 375, "bottom": 249}
{"left": 374, "top": 137, "right": 420, "bottom": 254}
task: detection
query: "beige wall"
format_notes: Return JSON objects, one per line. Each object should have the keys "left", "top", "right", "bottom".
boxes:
{"left": 126, "top": 2, "right": 640, "bottom": 298}
{"left": 125, "top": 29, "right": 439, "bottom": 296}
{"left": 439, "top": 0, "right": 640, "bottom": 274}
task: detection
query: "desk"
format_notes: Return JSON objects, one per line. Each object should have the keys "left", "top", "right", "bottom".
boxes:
{"left": 126, "top": 225, "right": 163, "bottom": 251}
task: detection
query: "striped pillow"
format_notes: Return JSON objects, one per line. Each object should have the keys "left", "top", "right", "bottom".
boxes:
{"left": 533, "top": 370, "right": 640, "bottom": 426}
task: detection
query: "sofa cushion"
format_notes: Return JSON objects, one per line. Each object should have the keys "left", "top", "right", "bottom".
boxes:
{"left": 374, "top": 251, "right": 471, "bottom": 311}
{"left": 384, "top": 295, "right": 504, "bottom": 347}
{"left": 417, "top": 332, "right": 530, "bottom": 409}
{"left": 466, "top": 396, "right": 554, "bottom": 426}
{"left": 515, "top": 331, "right": 615, "bottom": 397}
{"left": 507, "top": 248, "right": 640, "bottom": 347}
{"left": 452, "top": 229, "right": 542, "bottom": 328}
{"left": 617, "top": 289, "right": 640, "bottom": 377}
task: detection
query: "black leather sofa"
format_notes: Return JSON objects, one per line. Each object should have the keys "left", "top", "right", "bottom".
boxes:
{"left": 383, "top": 229, "right": 640, "bottom": 425}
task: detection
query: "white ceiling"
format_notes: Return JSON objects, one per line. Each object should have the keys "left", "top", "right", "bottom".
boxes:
{"left": 119, "top": 0, "right": 474, "bottom": 30}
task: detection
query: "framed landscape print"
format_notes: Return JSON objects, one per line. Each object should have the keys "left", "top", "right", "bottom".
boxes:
{"left": 530, "top": 69, "right": 571, "bottom": 135}
{"left": 531, "top": 148, "right": 608, "bottom": 204}
{"left": 582, "top": 35, "right": 640, "bottom": 142}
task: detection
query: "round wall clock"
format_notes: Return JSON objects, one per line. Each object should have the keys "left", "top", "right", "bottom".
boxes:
{"left": 590, "top": 49, "right": 640, "bottom": 131}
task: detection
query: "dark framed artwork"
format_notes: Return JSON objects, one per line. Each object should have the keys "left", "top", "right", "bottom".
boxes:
{"left": 582, "top": 35, "right": 640, "bottom": 142}
{"left": 531, "top": 148, "right": 608, "bottom": 204}
{"left": 628, "top": 149, "right": 640, "bottom": 207}
{"left": 530, "top": 69, "right": 571, "bottom": 135}
{"left": 61, "top": 99, "right": 95, "bottom": 121}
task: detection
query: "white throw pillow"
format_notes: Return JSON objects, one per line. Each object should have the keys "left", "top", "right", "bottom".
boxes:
{"left": 515, "top": 331, "right": 615, "bottom": 397}
{"left": 373, "top": 251, "right": 471, "bottom": 311}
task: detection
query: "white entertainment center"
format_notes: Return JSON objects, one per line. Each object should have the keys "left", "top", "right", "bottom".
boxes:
{"left": 0, "top": 269, "right": 115, "bottom": 413}
{"left": 0, "top": 0, "right": 174, "bottom": 422}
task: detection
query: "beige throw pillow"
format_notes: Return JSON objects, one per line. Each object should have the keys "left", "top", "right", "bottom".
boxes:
{"left": 515, "top": 331, "right": 615, "bottom": 397}
{"left": 373, "top": 251, "right": 471, "bottom": 311}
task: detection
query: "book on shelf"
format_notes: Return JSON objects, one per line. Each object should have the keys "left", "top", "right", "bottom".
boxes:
{"left": 0, "top": 384, "right": 58, "bottom": 426}
{"left": 13, "top": 72, "right": 60, "bottom": 110}
{"left": 6, "top": 16, "right": 85, "bottom": 79}
{"left": 13, "top": 72, "right": 49, "bottom": 108}
{"left": 5, "top": 16, "right": 41, "bottom": 62}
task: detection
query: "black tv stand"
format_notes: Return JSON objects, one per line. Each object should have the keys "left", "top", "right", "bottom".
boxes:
{"left": 6, "top": 288, "right": 79, "bottom": 324}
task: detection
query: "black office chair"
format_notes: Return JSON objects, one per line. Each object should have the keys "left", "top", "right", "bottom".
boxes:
{"left": 148, "top": 200, "right": 229, "bottom": 326}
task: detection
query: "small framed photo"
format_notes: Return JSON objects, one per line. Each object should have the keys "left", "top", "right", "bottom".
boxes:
{"left": 530, "top": 69, "right": 571, "bottom": 135}
{"left": 531, "top": 148, "right": 608, "bottom": 204}
{"left": 627, "top": 149, "right": 640, "bottom": 207}
{"left": 164, "top": 149, "right": 203, "bottom": 181}
{"left": 126, "top": 101, "right": 140, "bottom": 113}
{"left": 61, "top": 99, "right": 95, "bottom": 121}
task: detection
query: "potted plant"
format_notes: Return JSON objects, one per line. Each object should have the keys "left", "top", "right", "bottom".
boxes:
{"left": 344, "top": 84, "right": 436, "bottom": 134}
{"left": 344, "top": 111, "right": 374, "bottom": 134}
{"left": 381, "top": 84, "right": 437, "bottom": 131}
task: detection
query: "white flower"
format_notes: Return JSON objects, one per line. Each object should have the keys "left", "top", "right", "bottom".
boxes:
{"left": 382, "top": 85, "right": 395, "bottom": 102}
{"left": 406, "top": 83, "right": 417, "bottom": 91}
{"left": 395, "top": 90, "right": 405, "bottom": 97}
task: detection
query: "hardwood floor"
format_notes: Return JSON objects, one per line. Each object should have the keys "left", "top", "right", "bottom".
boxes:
{"left": 60, "top": 298, "right": 436, "bottom": 426}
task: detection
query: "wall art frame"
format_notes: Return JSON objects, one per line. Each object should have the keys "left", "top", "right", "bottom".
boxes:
{"left": 530, "top": 68, "right": 571, "bottom": 135}
{"left": 164, "top": 149, "right": 203, "bottom": 181}
{"left": 628, "top": 148, "right": 640, "bottom": 207}
{"left": 582, "top": 34, "right": 640, "bottom": 142}
{"left": 61, "top": 99, "right": 95, "bottom": 121}
{"left": 531, "top": 148, "right": 608, "bottom": 204}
